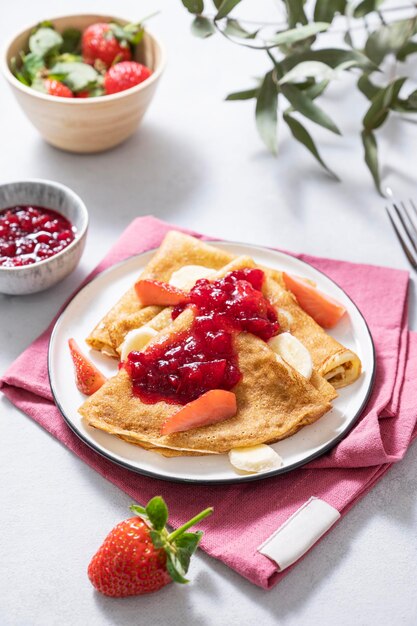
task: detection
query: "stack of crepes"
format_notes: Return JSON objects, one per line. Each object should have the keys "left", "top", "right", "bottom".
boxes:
{"left": 79, "top": 231, "right": 362, "bottom": 457}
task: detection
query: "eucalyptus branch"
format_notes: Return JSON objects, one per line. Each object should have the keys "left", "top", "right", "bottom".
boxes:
{"left": 180, "top": 0, "right": 417, "bottom": 194}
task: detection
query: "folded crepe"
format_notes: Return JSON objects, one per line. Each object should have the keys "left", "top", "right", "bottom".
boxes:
{"left": 86, "top": 231, "right": 361, "bottom": 389}
{"left": 86, "top": 232, "right": 234, "bottom": 356}
{"left": 80, "top": 308, "right": 336, "bottom": 456}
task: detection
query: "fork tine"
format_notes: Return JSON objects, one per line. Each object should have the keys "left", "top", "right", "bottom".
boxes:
{"left": 392, "top": 202, "right": 417, "bottom": 254}
{"left": 400, "top": 201, "right": 417, "bottom": 251}
{"left": 385, "top": 206, "right": 417, "bottom": 269}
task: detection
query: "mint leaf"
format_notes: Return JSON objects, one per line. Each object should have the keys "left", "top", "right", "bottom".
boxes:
{"left": 48, "top": 61, "right": 100, "bottom": 92}
{"left": 29, "top": 27, "right": 63, "bottom": 58}
{"left": 61, "top": 28, "right": 82, "bottom": 54}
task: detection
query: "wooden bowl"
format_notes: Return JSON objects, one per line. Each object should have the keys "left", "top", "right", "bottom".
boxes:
{"left": 1, "top": 14, "right": 166, "bottom": 153}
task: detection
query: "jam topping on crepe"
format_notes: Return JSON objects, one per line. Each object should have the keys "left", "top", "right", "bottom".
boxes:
{"left": 125, "top": 268, "right": 279, "bottom": 404}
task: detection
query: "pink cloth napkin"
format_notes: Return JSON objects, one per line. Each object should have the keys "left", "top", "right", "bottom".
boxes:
{"left": 1, "top": 216, "right": 416, "bottom": 589}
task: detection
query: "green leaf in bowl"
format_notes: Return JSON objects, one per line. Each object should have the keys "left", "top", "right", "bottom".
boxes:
{"left": 29, "top": 27, "right": 63, "bottom": 58}
{"left": 48, "top": 61, "right": 101, "bottom": 93}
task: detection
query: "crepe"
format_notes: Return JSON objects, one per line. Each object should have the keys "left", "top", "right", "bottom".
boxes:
{"left": 86, "top": 231, "right": 234, "bottom": 356}
{"left": 80, "top": 309, "right": 335, "bottom": 455}
{"left": 86, "top": 230, "right": 361, "bottom": 389}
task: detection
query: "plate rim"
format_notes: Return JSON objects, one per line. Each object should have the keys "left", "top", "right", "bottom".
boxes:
{"left": 48, "top": 240, "right": 376, "bottom": 485}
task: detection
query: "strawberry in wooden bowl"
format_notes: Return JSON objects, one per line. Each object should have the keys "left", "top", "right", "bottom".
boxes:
{"left": 2, "top": 14, "right": 166, "bottom": 152}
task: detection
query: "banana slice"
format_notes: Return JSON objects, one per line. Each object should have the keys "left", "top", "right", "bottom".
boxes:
{"left": 229, "top": 444, "right": 283, "bottom": 474}
{"left": 169, "top": 265, "right": 215, "bottom": 290}
{"left": 268, "top": 332, "right": 313, "bottom": 379}
{"left": 119, "top": 327, "right": 158, "bottom": 361}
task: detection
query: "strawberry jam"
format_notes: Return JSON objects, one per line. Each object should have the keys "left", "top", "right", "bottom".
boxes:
{"left": 0, "top": 205, "right": 76, "bottom": 268}
{"left": 125, "top": 268, "right": 279, "bottom": 404}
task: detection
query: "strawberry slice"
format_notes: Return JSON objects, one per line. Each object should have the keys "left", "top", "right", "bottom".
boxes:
{"left": 68, "top": 338, "right": 107, "bottom": 395}
{"left": 134, "top": 279, "right": 188, "bottom": 306}
{"left": 283, "top": 272, "right": 346, "bottom": 329}
{"left": 161, "top": 389, "right": 237, "bottom": 435}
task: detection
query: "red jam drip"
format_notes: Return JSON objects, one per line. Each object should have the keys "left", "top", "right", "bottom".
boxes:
{"left": 125, "top": 268, "right": 279, "bottom": 405}
{"left": 0, "top": 206, "right": 76, "bottom": 268}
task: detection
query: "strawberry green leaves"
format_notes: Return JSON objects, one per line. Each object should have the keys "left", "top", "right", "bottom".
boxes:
{"left": 255, "top": 71, "right": 278, "bottom": 153}
{"left": 130, "top": 497, "right": 213, "bottom": 584}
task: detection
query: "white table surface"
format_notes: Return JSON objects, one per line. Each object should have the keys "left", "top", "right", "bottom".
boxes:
{"left": 1, "top": 1, "right": 417, "bottom": 624}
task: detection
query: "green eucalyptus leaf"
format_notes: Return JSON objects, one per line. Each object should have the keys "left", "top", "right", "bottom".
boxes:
{"left": 279, "top": 61, "right": 335, "bottom": 84}
{"left": 255, "top": 71, "right": 278, "bottom": 153}
{"left": 225, "top": 87, "right": 258, "bottom": 100}
{"left": 393, "top": 89, "right": 417, "bottom": 113}
{"left": 281, "top": 83, "right": 341, "bottom": 134}
{"left": 357, "top": 74, "right": 379, "bottom": 100}
{"left": 145, "top": 496, "right": 168, "bottom": 531}
{"left": 29, "top": 27, "right": 63, "bottom": 58}
{"left": 61, "top": 28, "right": 82, "bottom": 54}
{"left": 314, "top": 0, "right": 347, "bottom": 22}
{"left": 215, "top": 0, "right": 242, "bottom": 20}
{"left": 365, "top": 18, "right": 417, "bottom": 64}
{"left": 268, "top": 22, "right": 329, "bottom": 46}
{"left": 280, "top": 48, "right": 375, "bottom": 74}
{"left": 182, "top": 0, "right": 204, "bottom": 14}
{"left": 191, "top": 16, "right": 215, "bottom": 38}
{"left": 361, "top": 130, "right": 382, "bottom": 194}
{"left": 304, "top": 79, "right": 329, "bottom": 99}
{"left": 363, "top": 77, "right": 406, "bottom": 130}
{"left": 396, "top": 40, "right": 417, "bottom": 62}
{"left": 49, "top": 61, "right": 100, "bottom": 92}
{"left": 223, "top": 18, "right": 258, "bottom": 39}
{"left": 354, "top": 0, "right": 384, "bottom": 18}
{"left": 284, "top": 112, "right": 339, "bottom": 179}
{"left": 284, "top": 0, "right": 307, "bottom": 28}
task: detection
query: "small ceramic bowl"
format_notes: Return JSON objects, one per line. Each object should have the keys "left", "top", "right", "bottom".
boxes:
{"left": 2, "top": 14, "right": 166, "bottom": 153}
{"left": 0, "top": 180, "right": 88, "bottom": 295}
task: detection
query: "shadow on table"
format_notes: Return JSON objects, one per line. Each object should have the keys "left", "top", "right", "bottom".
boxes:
{"left": 27, "top": 123, "right": 205, "bottom": 228}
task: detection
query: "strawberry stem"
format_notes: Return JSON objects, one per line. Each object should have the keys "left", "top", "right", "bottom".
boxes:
{"left": 167, "top": 507, "right": 213, "bottom": 542}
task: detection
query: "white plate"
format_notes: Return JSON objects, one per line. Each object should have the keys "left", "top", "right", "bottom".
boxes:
{"left": 48, "top": 242, "right": 375, "bottom": 484}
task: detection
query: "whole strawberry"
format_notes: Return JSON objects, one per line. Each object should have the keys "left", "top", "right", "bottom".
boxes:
{"left": 104, "top": 61, "right": 152, "bottom": 95}
{"left": 82, "top": 22, "right": 144, "bottom": 68}
{"left": 44, "top": 79, "right": 73, "bottom": 98}
{"left": 88, "top": 496, "right": 213, "bottom": 597}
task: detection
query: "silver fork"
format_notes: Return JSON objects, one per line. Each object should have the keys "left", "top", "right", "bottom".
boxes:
{"left": 385, "top": 199, "right": 417, "bottom": 269}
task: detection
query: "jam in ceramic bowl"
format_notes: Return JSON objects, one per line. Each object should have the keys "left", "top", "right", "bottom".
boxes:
{"left": 0, "top": 180, "right": 88, "bottom": 295}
